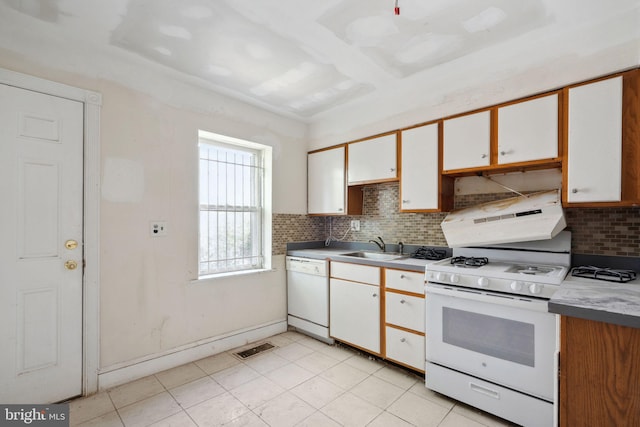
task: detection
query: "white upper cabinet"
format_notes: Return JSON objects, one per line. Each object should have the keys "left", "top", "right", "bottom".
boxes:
{"left": 443, "top": 110, "right": 491, "bottom": 171}
{"left": 347, "top": 133, "right": 397, "bottom": 184}
{"left": 308, "top": 146, "right": 345, "bottom": 215}
{"left": 497, "top": 93, "right": 559, "bottom": 164}
{"left": 400, "top": 123, "right": 439, "bottom": 211}
{"left": 566, "top": 76, "right": 623, "bottom": 203}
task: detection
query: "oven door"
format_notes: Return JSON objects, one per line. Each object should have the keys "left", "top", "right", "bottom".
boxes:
{"left": 426, "top": 283, "right": 558, "bottom": 401}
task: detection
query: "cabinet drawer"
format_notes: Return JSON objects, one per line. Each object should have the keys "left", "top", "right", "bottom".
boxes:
{"left": 385, "top": 269, "right": 424, "bottom": 294}
{"left": 331, "top": 262, "right": 380, "bottom": 285}
{"left": 385, "top": 326, "right": 425, "bottom": 371}
{"left": 385, "top": 292, "right": 424, "bottom": 332}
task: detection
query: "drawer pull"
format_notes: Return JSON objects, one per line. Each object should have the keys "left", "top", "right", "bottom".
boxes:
{"left": 400, "top": 274, "right": 406, "bottom": 279}
{"left": 400, "top": 338, "right": 406, "bottom": 343}
{"left": 469, "top": 382, "right": 500, "bottom": 399}
{"left": 372, "top": 293, "right": 378, "bottom": 298}
{"left": 400, "top": 299, "right": 406, "bottom": 304}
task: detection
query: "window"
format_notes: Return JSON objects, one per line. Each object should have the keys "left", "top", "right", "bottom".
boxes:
{"left": 198, "top": 130, "right": 272, "bottom": 276}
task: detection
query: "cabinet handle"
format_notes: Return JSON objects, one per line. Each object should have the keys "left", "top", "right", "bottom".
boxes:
{"left": 338, "top": 208, "right": 344, "bottom": 211}
{"left": 400, "top": 299, "right": 406, "bottom": 304}
{"left": 572, "top": 188, "right": 578, "bottom": 194}
{"left": 400, "top": 338, "right": 406, "bottom": 343}
{"left": 500, "top": 151, "right": 506, "bottom": 156}
{"left": 400, "top": 274, "right": 406, "bottom": 279}
{"left": 372, "top": 293, "right": 378, "bottom": 298}
{"left": 402, "top": 200, "right": 409, "bottom": 204}
{"left": 481, "top": 154, "right": 487, "bottom": 159}
{"left": 390, "top": 168, "right": 396, "bottom": 172}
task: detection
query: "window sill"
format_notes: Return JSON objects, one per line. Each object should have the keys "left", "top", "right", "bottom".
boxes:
{"left": 191, "top": 268, "right": 276, "bottom": 285}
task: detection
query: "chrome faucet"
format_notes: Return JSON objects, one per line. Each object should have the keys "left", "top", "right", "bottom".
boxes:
{"left": 398, "top": 241, "right": 404, "bottom": 255}
{"left": 369, "top": 236, "right": 386, "bottom": 252}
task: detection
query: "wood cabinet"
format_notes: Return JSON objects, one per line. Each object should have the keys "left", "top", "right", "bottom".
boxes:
{"left": 330, "top": 262, "right": 381, "bottom": 354}
{"left": 399, "top": 122, "right": 453, "bottom": 212}
{"left": 347, "top": 132, "right": 398, "bottom": 185}
{"left": 384, "top": 269, "right": 425, "bottom": 372}
{"left": 497, "top": 93, "right": 559, "bottom": 165}
{"left": 443, "top": 110, "right": 491, "bottom": 172}
{"left": 443, "top": 93, "right": 562, "bottom": 176}
{"left": 563, "top": 70, "right": 640, "bottom": 206}
{"left": 308, "top": 145, "right": 362, "bottom": 216}
{"left": 560, "top": 316, "right": 640, "bottom": 427}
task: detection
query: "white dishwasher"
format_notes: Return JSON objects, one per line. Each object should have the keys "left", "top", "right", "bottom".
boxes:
{"left": 286, "top": 256, "right": 333, "bottom": 344}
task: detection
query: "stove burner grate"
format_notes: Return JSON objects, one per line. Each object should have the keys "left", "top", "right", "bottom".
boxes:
{"left": 571, "top": 266, "right": 637, "bottom": 283}
{"left": 450, "top": 256, "right": 489, "bottom": 267}
{"left": 411, "top": 247, "right": 448, "bottom": 260}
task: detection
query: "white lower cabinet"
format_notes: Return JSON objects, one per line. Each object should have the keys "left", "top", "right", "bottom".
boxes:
{"left": 330, "top": 262, "right": 381, "bottom": 354}
{"left": 384, "top": 269, "right": 426, "bottom": 371}
{"left": 329, "top": 264, "right": 426, "bottom": 370}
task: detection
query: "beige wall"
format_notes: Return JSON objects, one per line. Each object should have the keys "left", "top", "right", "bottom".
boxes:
{"left": 0, "top": 50, "right": 307, "bottom": 369}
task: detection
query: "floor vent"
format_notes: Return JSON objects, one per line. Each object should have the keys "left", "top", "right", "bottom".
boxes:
{"left": 234, "top": 342, "right": 275, "bottom": 360}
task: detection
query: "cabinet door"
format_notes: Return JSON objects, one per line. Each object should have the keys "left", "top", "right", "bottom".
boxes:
{"left": 443, "top": 110, "right": 491, "bottom": 171}
{"left": 497, "top": 93, "right": 559, "bottom": 164}
{"left": 385, "top": 269, "right": 424, "bottom": 294}
{"left": 385, "top": 327, "right": 425, "bottom": 372}
{"left": 385, "top": 292, "right": 424, "bottom": 333}
{"left": 348, "top": 133, "right": 397, "bottom": 184}
{"left": 308, "top": 146, "right": 345, "bottom": 214}
{"left": 400, "top": 123, "right": 439, "bottom": 210}
{"left": 566, "top": 77, "right": 623, "bottom": 203}
{"left": 330, "top": 278, "right": 380, "bottom": 354}
{"left": 331, "top": 262, "right": 380, "bottom": 285}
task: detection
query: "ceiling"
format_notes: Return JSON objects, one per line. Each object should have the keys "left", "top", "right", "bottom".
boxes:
{"left": 0, "top": 0, "right": 638, "bottom": 123}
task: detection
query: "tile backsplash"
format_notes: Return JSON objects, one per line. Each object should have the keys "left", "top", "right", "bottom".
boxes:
{"left": 274, "top": 182, "right": 639, "bottom": 257}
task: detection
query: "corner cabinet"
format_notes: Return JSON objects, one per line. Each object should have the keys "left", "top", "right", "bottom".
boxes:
{"left": 347, "top": 132, "right": 398, "bottom": 185}
{"left": 330, "top": 262, "right": 381, "bottom": 354}
{"left": 563, "top": 70, "right": 640, "bottom": 206}
{"left": 400, "top": 122, "right": 453, "bottom": 212}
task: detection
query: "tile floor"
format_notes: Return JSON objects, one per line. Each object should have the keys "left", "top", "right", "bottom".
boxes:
{"left": 69, "top": 331, "right": 515, "bottom": 427}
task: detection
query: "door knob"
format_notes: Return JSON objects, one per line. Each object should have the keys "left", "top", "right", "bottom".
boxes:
{"left": 65, "top": 260, "right": 78, "bottom": 270}
{"left": 65, "top": 240, "right": 78, "bottom": 250}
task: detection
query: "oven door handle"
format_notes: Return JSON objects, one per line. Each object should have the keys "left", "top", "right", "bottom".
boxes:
{"left": 426, "top": 284, "right": 550, "bottom": 313}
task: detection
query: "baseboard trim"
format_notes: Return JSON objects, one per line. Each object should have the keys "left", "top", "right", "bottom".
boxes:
{"left": 98, "top": 320, "right": 287, "bottom": 390}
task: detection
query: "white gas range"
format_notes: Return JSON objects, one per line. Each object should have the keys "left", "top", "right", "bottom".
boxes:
{"left": 424, "top": 242, "right": 570, "bottom": 299}
{"left": 425, "top": 231, "right": 572, "bottom": 427}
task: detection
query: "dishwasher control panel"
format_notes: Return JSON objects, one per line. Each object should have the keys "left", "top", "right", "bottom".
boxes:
{"left": 286, "top": 256, "right": 328, "bottom": 276}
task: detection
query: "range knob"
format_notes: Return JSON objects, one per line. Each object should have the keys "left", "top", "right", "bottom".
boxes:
{"left": 436, "top": 272, "right": 447, "bottom": 282}
{"left": 528, "top": 283, "right": 543, "bottom": 295}
{"left": 477, "top": 277, "right": 489, "bottom": 288}
{"left": 510, "top": 281, "right": 523, "bottom": 291}
{"left": 450, "top": 274, "right": 460, "bottom": 284}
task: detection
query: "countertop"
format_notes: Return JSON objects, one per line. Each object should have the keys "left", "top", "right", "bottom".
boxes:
{"left": 286, "top": 248, "right": 439, "bottom": 273}
{"left": 549, "top": 274, "right": 640, "bottom": 329}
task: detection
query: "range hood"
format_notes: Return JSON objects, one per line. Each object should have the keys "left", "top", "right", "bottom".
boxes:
{"left": 441, "top": 189, "right": 567, "bottom": 248}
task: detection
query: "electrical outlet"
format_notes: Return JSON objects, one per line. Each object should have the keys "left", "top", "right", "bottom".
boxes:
{"left": 150, "top": 221, "right": 167, "bottom": 237}
{"left": 350, "top": 220, "right": 360, "bottom": 231}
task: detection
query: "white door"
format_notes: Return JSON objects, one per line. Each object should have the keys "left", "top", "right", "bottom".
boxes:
{"left": 443, "top": 110, "right": 491, "bottom": 171}
{"left": 497, "top": 93, "right": 559, "bottom": 164}
{"left": 400, "top": 123, "right": 439, "bottom": 211}
{"left": 307, "top": 146, "right": 345, "bottom": 215}
{"left": 0, "top": 84, "right": 84, "bottom": 403}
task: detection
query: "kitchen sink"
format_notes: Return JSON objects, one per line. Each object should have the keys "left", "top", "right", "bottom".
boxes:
{"left": 342, "top": 251, "right": 408, "bottom": 261}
